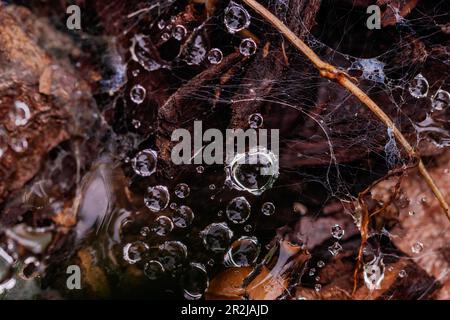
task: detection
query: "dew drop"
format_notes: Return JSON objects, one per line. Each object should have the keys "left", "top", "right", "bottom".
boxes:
{"left": 244, "top": 224, "right": 252, "bottom": 232}
{"left": 183, "top": 34, "right": 207, "bottom": 66}
{"left": 123, "top": 241, "right": 148, "bottom": 264}
{"left": 153, "top": 215, "right": 174, "bottom": 236}
{"left": 181, "top": 262, "right": 209, "bottom": 300}
{"left": 309, "top": 268, "right": 316, "bottom": 276}
{"left": 248, "top": 113, "right": 263, "bottom": 128}
{"left": 408, "top": 73, "right": 429, "bottom": 98}
{"left": 239, "top": 38, "right": 257, "bottom": 56}
{"left": 317, "top": 260, "right": 325, "bottom": 268}
{"left": 314, "top": 284, "right": 322, "bottom": 292}
{"left": 10, "top": 101, "right": 31, "bottom": 127}
{"left": 411, "top": 241, "right": 424, "bottom": 254}
{"left": 144, "top": 185, "right": 170, "bottom": 212}
{"left": 174, "top": 183, "right": 190, "bottom": 199}
{"left": 200, "top": 222, "right": 233, "bottom": 252}
{"left": 331, "top": 224, "right": 345, "bottom": 240}
{"left": 226, "top": 196, "right": 251, "bottom": 224}
{"left": 157, "top": 20, "right": 166, "bottom": 30}
{"left": 328, "top": 241, "right": 343, "bottom": 256}
{"left": 158, "top": 241, "right": 188, "bottom": 272}
{"left": 130, "top": 34, "right": 163, "bottom": 71}
{"left": 131, "top": 119, "right": 141, "bottom": 129}
{"left": 398, "top": 269, "right": 407, "bottom": 278}
{"left": 172, "top": 25, "right": 187, "bottom": 41}
{"left": 144, "top": 260, "right": 165, "bottom": 280}
{"left": 140, "top": 226, "right": 150, "bottom": 237}
{"left": 131, "top": 149, "right": 157, "bottom": 177}
{"left": 225, "top": 147, "right": 279, "bottom": 196}
{"left": 431, "top": 89, "right": 450, "bottom": 112}
{"left": 207, "top": 48, "right": 223, "bottom": 65}
{"left": 172, "top": 205, "right": 194, "bottom": 228}
{"left": 9, "top": 137, "right": 28, "bottom": 153}
{"left": 224, "top": 1, "right": 251, "bottom": 33}
{"left": 224, "top": 236, "right": 260, "bottom": 267}
{"left": 261, "top": 202, "right": 275, "bottom": 216}
{"left": 196, "top": 166, "right": 205, "bottom": 174}
{"left": 161, "top": 32, "right": 171, "bottom": 41}
{"left": 130, "top": 84, "right": 146, "bottom": 104}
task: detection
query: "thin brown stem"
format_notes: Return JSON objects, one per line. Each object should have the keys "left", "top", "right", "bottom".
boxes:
{"left": 242, "top": 0, "right": 450, "bottom": 221}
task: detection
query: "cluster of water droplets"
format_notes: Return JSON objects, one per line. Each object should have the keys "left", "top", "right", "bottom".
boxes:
{"left": 328, "top": 224, "right": 344, "bottom": 256}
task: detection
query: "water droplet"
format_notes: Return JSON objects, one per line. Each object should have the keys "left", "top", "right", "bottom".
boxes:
{"left": 209, "top": 184, "right": 216, "bottom": 190}
{"left": 317, "top": 260, "right": 325, "bottom": 268}
{"left": 153, "top": 215, "right": 174, "bottom": 236}
{"left": 174, "top": 183, "right": 190, "bottom": 198}
{"left": 331, "top": 224, "right": 345, "bottom": 240}
{"left": 239, "top": 38, "right": 257, "bottom": 56}
{"left": 10, "top": 101, "right": 31, "bottom": 127}
{"left": 314, "top": 284, "right": 322, "bottom": 292}
{"left": 207, "top": 48, "right": 223, "bottom": 64}
{"left": 169, "top": 202, "right": 178, "bottom": 210}
{"left": 123, "top": 241, "right": 148, "bottom": 264}
{"left": 196, "top": 166, "right": 205, "bottom": 174}
{"left": 131, "top": 119, "right": 141, "bottom": 129}
{"left": 363, "top": 256, "right": 385, "bottom": 290}
{"left": 144, "top": 260, "right": 165, "bottom": 280}
{"left": 309, "top": 268, "right": 316, "bottom": 276}
{"left": 224, "top": 236, "right": 260, "bottom": 267}
{"left": 248, "top": 113, "right": 263, "bottom": 128}
{"left": 200, "top": 222, "right": 233, "bottom": 252}
{"left": 9, "top": 137, "right": 28, "bottom": 153}
{"left": 411, "top": 241, "right": 424, "bottom": 254}
{"left": 431, "top": 89, "right": 450, "bottom": 112}
{"left": 130, "top": 84, "right": 146, "bottom": 104}
{"left": 20, "top": 256, "right": 41, "bottom": 280}
{"left": 140, "top": 226, "right": 150, "bottom": 237}
{"left": 172, "top": 205, "right": 194, "bottom": 228}
{"left": 244, "top": 224, "right": 252, "bottom": 232}
{"left": 408, "top": 210, "right": 416, "bottom": 216}
{"left": 408, "top": 74, "right": 429, "bottom": 98}
{"left": 132, "top": 69, "right": 140, "bottom": 77}
{"left": 182, "top": 262, "right": 209, "bottom": 300}
{"left": 158, "top": 241, "right": 188, "bottom": 272}
{"left": 172, "top": 25, "right": 187, "bottom": 41}
{"left": 224, "top": 1, "right": 251, "bottom": 33}
{"left": 132, "top": 149, "right": 157, "bottom": 177}
{"left": 225, "top": 147, "right": 279, "bottom": 196}
{"left": 144, "top": 185, "right": 170, "bottom": 212}
{"left": 157, "top": 20, "right": 166, "bottom": 30}
{"left": 398, "top": 269, "right": 407, "bottom": 278}
{"left": 161, "top": 32, "right": 171, "bottom": 41}
{"left": 328, "top": 242, "right": 343, "bottom": 256}
{"left": 226, "top": 196, "right": 251, "bottom": 224}
{"left": 261, "top": 202, "right": 275, "bottom": 216}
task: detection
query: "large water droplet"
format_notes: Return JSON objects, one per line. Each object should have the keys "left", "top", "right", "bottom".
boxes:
{"left": 158, "top": 241, "right": 187, "bottom": 272}
{"left": 226, "top": 196, "right": 251, "bottom": 224}
{"left": 224, "top": 1, "right": 251, "bottom": 33}
{"left": 200, "top": 222, "right": 233, "bottom": 252}
{"left": 152, "top": 215, "right": 174, "bottom": 236}
{"left": 226, "top": 147, "right": 279, "bottom": 195}
{"left": 145, "top": 185, "right": 170, "bottom": 212}
{"left": 363, "top": 255, "right": 385, "bottom": 291}
{"left": 408, "top": 73, "right": 429, "bottom": 98}
{"left": 239, "top": 38, "right": 257, "bottom": 56}
{"left": 431, "top": 89, "right": 450, "bottom": 112}
{"left": 132, "top": 149, "right": 157, "bottom": 177}
{"left": 130, "top": 84, "right": 146, "bottom": 104}
{"left": 144, "top": 260, "right": 165, "bottom": 280}
{"left": 181, "top": 262, "right": 209, "bottom": 300}
{"left": 172, "top": 205, "right": 194, "bottom": 228}
{"left": 224, "top": 236, "right": 260, "bottom": 267}
{"left": 123, "top": 241, "right": 149, "bottom": 264}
